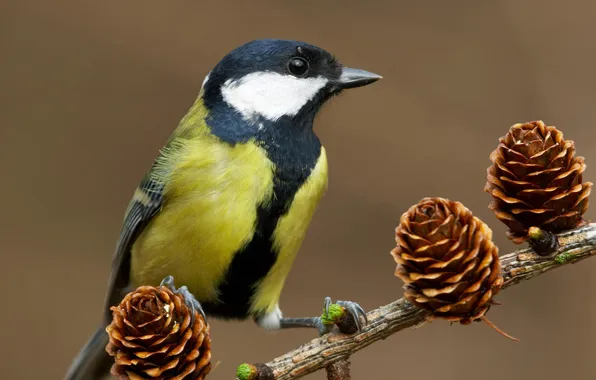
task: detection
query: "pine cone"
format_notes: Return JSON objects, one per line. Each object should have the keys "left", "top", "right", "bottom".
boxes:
{"left": 390, "top": 197, "right": 503, "bottom": 324}
{"left": 106, "top": 286, "right": 212, "bottom": 380}
{"left": 485, "top": 120, "right": 592, "bottom": 243}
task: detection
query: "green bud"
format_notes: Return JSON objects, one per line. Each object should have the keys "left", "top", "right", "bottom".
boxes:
{"left": 236, "top": 363, "right": 256, "bottom": 380}
{"left": 321, "top": 303, "right": 345, "bottom": 325}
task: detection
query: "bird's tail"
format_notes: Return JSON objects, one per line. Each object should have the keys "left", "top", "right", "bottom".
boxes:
{"left": 64, "top": 326, "right": 112, "bottom": 380}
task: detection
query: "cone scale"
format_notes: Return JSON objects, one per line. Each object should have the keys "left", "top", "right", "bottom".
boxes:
{"left": 485, "top": 120, "right": 592, "bottom": 243}
{"left": 391, "top": 197, "right": 504, "bottom": 325}
{"left": 105, "top": 286, "right": 212, "bottom": 380}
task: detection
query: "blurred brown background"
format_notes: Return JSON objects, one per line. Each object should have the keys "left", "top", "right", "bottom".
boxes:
{"left": 2, "top": 1, "right": 596, "bottom": 379}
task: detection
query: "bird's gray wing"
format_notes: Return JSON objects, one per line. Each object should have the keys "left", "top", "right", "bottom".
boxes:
{"left": 102, "top": 175, "right": 164, "bottom": 323}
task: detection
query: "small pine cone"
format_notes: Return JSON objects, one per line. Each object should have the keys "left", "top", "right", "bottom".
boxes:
{"left": 390, "top": 197, "right": 503, "bottom": 324}
{"left": 485, "top": 120, "right": 592, "bottom": 243}
{"left": 105, "top": 286, "right": 212, "bottom": 380}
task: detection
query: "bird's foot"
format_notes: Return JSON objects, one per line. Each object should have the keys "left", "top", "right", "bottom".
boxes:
{"left": 160, "top": 275, "right": 206, "bottom": 324}
{"left": 321, "top": 298, "right": 367, "bottom": 334}
{"left": 279, "top": 296, "right": 367, "bottom": 336}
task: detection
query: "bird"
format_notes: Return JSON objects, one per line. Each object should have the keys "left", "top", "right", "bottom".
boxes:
{"left": 65, "top": 38, "right": 381, "bottom": 380}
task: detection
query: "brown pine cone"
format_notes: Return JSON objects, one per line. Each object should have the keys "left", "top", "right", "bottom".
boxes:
{"left": 485, "top": 120, "right": 592, "bottom": 243}
{"left": 390, "top": 197, "right": 503, "bottom": 325}
{"left": 105, "top": 286, "right": 212, "bottom": 380}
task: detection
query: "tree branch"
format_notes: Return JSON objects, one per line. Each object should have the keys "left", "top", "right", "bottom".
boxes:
{"left": 255, "top": 223, "right": 596, "bottom": 380}
{"left": 325, "top": 359, "right": 351, "bottom": 380}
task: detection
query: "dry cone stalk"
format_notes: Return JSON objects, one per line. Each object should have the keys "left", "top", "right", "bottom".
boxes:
{"left": 391, "top": 198, "right": 516, "bottom": 340}
{"left": 485, "top": 120, "right": 592, "bottom": 243}
{"left": 105, "top": 285, "right": 212, "bottom": 380}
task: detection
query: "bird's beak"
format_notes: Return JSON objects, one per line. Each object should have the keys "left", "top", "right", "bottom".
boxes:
{"left": 334, "top": 67, "right": 382, "bottom": 90}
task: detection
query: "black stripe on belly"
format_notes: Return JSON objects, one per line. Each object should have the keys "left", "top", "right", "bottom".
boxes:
{"left": 201, "top": 203, "right": 282, "bottom": 319}
{"left": 202, "top": 163, "right": 319, "bottom": 319}
{"left": 202, "top": 118, "right": 322, "bottom": 319}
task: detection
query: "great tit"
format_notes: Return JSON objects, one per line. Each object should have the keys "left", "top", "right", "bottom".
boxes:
{"left": 65, "top": 39, "right": 381, "bottom": 380}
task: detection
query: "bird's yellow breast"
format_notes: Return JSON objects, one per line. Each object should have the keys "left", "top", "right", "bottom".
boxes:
{"left": 130, "top": 134, "right": 275, "bottom": 302}
{"left": 130, "top": 131, "right": 328, "bottom": 314}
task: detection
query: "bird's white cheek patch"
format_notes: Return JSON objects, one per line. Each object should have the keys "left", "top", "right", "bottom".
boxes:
{"left": 221, "top": 72, "right": 328, "bottom": 122}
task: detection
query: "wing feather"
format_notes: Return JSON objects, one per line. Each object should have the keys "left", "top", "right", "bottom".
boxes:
{"left": 102, "top": 175, "right": 164, "bottom": 323}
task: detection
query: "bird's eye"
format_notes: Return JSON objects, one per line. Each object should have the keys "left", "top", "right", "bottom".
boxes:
{"left": 287, "top": 57, "right": 309, "bottom": 77}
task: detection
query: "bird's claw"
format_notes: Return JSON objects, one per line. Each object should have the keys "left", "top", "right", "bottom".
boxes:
{"left": 337, "top": 300, "right": 367, "bottom": 331}
{"left": 321, "top": 296, "right": 367, "bottom": 334}
{"left": 160, "top": 275, "right": 206, "bottom": 324}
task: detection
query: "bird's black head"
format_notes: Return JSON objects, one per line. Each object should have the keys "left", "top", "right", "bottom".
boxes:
{"left": 201, "top": 39, "right": 381, "bottom": 128}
